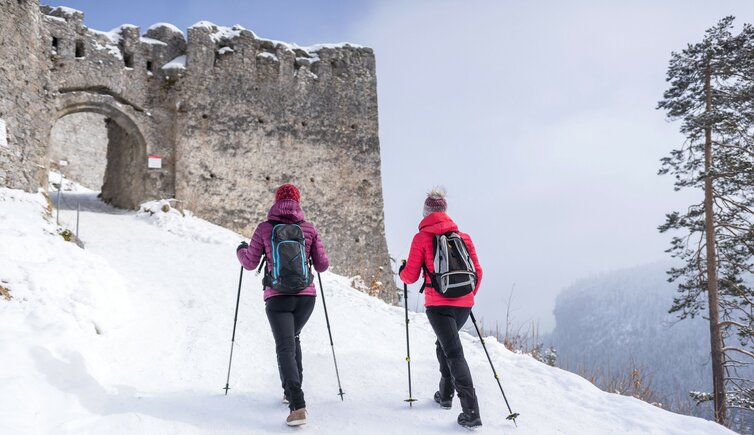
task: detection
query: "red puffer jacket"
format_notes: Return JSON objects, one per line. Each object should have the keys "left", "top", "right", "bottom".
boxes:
{"left": 399, "top": 212, "right": 483, "bottom": 307}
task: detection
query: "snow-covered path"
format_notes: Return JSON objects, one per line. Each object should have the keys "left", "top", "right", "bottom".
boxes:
{"left": 0, "top": 189, "right": 735, "bottom": 434}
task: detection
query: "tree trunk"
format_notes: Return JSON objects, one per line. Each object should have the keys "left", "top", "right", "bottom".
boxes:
{"left": 704, "top": 60, "right": 727, "bottom": 426}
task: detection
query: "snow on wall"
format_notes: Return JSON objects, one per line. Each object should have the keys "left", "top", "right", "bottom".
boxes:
{"left": 147, "top": 22, "right": 184, "bottom": 36}
{"left": 161, "top": 55, "right": 186, "bottom": 70}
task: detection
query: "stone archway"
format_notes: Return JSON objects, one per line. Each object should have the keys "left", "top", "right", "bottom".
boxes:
{"left": 52, "top": 93, "right": 148, "bottom": 209}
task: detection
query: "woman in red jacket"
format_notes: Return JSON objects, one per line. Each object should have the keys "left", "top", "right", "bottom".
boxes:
{"left": 399, "top": 187, "right": 483, "bottom": 429}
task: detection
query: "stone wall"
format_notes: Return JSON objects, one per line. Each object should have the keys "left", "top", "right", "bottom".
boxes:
{"left": 0, "top": 0, "right": 52, "bottom": 190}
{"left": 0, "top": 2, "right": 396, "bottom": 303}
{"left": 49, "top": 113, "right": 108, "bottom": 189}
{"left": 172, "top": 23, "right": 392, "bottom": 298}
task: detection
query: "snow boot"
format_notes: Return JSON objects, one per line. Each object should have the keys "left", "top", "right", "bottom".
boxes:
{"left": 457, "top": 409, "right": 482, "bottom": 429}
{"left": 434, "top": 376, "right": 454, "bottom": 408}
{"left": 434, "top": 391, "right": 452, "bottom": 409}
{"left": 286, "top": 408, "right": 307, "bottom": 427}
{"left": 455, "top": 382, "right": 482, "bottom": 429}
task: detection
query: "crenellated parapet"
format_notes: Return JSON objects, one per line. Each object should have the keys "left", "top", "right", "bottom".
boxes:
{"left": 38, "top": 6, "right": 375, "bottom": 92}
{"left": 183, "top": 21, "right": 375, "bottom": 84}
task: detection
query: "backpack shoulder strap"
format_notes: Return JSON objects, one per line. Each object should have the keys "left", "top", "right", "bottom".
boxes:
{"left": 420, "top": 264, "right": 432, "bottom": 293}
{"left": 259, "top": 221, "right": 281, "bottom": 285}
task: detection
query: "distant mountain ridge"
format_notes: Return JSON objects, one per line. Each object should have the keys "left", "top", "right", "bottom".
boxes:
{"left": 549, "top": 262, "right": 712, "bottom": 416}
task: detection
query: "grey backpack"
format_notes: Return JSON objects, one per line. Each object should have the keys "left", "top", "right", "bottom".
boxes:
{"left": 421, "top": 232, "right": 477, "bottom": 298}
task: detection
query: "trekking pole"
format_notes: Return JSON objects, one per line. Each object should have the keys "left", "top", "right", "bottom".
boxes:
{"left": 402, "top": 260, "right": 417, "bottom": 407}
{"left": 56, "top": 174, "right": 62, "bottom": 225}
{"left": 223, "top": 266, "right": 244, "bottom": 395}
{"left": 316, "top": 272, "right": 345, "bottom": 400}
{"left": 469, "top": 311, "right": 519, "bottom": 426}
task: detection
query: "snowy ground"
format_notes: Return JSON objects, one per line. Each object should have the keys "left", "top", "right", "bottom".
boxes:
{"left": 0, "top": 187, "right": 735, "bottom": 434}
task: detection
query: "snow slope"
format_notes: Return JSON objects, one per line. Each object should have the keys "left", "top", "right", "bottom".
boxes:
{"left": 0, "top": 188, "right": 735, "bottom": 434}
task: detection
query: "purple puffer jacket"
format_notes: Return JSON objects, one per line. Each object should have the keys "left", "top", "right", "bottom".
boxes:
{"left": 236, "top": 199, "right": 329, "bottom": 300}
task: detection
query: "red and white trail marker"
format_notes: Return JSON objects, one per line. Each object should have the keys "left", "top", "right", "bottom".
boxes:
{"left": 148, "top": 155, "right": 162, "bottom": 169}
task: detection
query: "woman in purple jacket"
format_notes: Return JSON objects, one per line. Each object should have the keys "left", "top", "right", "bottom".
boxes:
{"left": 236, "top": 183, "right": 329, "bottom": 427}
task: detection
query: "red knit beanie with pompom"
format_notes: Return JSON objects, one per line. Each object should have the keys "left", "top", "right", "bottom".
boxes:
{"left": 275, "top": 183, "right": 300, "bottom": 203}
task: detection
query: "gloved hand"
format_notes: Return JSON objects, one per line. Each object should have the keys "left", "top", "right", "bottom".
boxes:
{"left": 237, "top": 241, "right": 249, "bottom": 252}
{"left": 398, "top": 260, "right": 406, "bottom": 274}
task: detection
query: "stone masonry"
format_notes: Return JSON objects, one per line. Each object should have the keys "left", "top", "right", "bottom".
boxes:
{"left": 49, "top": 112, "right": 108, "bottom": 189}
{"left": 0, "top": 1, "right": 396, "bottom": 303}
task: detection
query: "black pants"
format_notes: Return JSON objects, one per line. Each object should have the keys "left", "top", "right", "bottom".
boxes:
{"left": 426, "top": 305, "right": 479, "bottom": 414}
{"left": 265, "top": 295, "right": 316, "bottom": 411}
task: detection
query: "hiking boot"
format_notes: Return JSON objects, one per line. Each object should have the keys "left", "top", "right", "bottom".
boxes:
{"left": 457, "top": 410, "right": 482, "bottom": 429}
{"left": 439, "top": 376, "right": 454, "bottom": 396}
{"left": 282, "top": 394, "right": 290, "bottom": 405}
{"left": 434, "top": 391, "right": 452, "bottom": 409}
{"left": 437, "top": 376, "right": 454, "bottom": 406}
{"left": 286, "top": 408, "right": 307, "bottom": 427}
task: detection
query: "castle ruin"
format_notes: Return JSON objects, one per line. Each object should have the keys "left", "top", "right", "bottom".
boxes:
{"left": 0, "top": 1, "right": 395, "bottom": 303}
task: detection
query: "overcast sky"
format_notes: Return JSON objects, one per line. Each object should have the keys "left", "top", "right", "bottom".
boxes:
{"left": 55, "top": 0, "right": 754, "bottom": 332}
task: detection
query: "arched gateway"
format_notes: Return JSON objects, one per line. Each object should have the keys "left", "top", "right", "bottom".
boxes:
{"left": 53, "top": 92, "right": 150, "bottom": 209}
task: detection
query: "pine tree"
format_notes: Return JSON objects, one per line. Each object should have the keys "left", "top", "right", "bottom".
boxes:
{"left": 658, "top": 16, "right": 754, "bottom": 426}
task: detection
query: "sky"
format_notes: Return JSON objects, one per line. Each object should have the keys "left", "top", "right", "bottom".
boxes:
{"left": 49, "top": 0, "right": 754, "bottom": 332}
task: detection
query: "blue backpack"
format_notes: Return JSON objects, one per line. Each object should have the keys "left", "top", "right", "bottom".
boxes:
{"left": 261, "top": 222, "right": 313, "bottom": 293}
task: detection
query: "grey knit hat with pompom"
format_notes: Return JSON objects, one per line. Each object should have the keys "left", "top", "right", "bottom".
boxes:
{"left": 423, "top": 186, "right": 447, "bottom": 217}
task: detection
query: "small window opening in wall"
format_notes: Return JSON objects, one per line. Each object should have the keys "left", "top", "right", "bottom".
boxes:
{"left": 265, "top": 175, "right": 270, "bottom": 181}
{"left": 351, "top": 124, "right": 357, "bottom": 130}
{"left": 52, "top": 37, "right": 59, "bottom": 52}
{"left": 258, "top": 118, "right": 265, "bottom": 124}
{"left": 146, "top": 60, "right": 153, "bottom": 72}
{"left": 75, "top": 40, "right": 85, "bottom": 58}
{"left": 17, "top": 0, "right": 22, "bottom": 5}
{"left": 201, "top": 114, "right": 208, "bottom": 120}
{"left": 124, "top": 52, "right": 134, "bottom": 68}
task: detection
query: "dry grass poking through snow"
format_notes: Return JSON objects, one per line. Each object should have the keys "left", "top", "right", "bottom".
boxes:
{"left": 0, "top": 284, "right": 11, "bottom": 301}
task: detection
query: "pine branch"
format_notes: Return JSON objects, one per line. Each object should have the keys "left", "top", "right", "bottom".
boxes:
{"left": 717, "top": 195, "right": 754, "bottom": 216}
{"left": 719, "top": 320, "right": 752, "bottom": 329}
{"left": 723, "top": 347, "right": 754, "bottom": 360}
